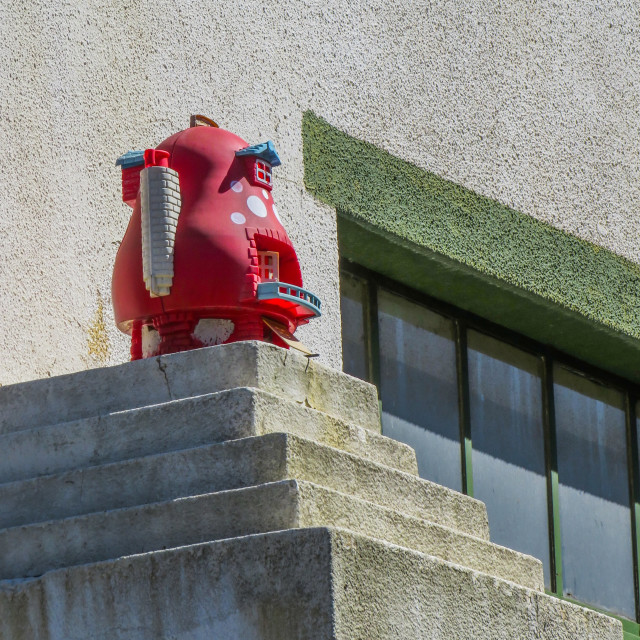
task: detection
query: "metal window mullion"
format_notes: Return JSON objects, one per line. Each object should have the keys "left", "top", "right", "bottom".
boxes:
{"left": 542, "top": 354, "right": 562, "bottom": 596}
{"left": 455, "top": 320, "right": 473, "bottom": 496}
{"left": 364, "top": 279, "right": 383, "bottom": 421}
{"left": 343, "top": 261, "right": 640, "bottom": 618}
{"left": 625, "top": 393, "right": 640, "bottom": 622}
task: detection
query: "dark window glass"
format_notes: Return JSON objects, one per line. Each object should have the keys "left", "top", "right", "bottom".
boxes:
{"left": 468, "top": 331, "right": 551, "bottom": 587}
{"left": 339, "top": 268, "right": 640, "bottom": 621}
{"left": 554, "top": 366, "right": 634, "bottom": 618}
{"left": 378, "top": 289, "right": 461, "bottom": 491}
{"left": 339, "top": 273, "right": 368, "bottom": 381}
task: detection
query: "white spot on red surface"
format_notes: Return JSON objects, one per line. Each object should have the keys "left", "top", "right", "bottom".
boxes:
{"left": 193, "top": 319, "right": 235, "bottom": 346}
{"left": 142, "top": 325, "right": 161, "bottom": 358}
{"left": 272, "top": 204, "right": 281, "bottom": 223}
{"left": 230, "top": 181, "right": 243, "bottom": 193}
{"left": 231, "top": 212, "right": 246, "bottom": 224}
{"left": 262, "top": 189, "right": 269, "bottom": 199}
{"left": 247, "top": 195, "right": 267, "bottom": 218}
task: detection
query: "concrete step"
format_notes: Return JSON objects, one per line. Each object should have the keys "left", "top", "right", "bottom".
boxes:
{"left": 296, "top": 482, "right": 543, "bottom": 591}
{"left": 0, "top": 387, "right": 416, "bottom": 485}
{"left": 0, "top": 341, "right": 380, "bottom": 435}
{"left": 0, "top": 433, "right": 486, "bottom": 539}
{"left": 0, "top": 479, "right": 540, "bottom": 590}
{"left": 0, "top": 527, "right": 621, "bottom": 640}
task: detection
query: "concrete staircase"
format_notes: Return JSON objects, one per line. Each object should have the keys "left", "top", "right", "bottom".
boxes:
{"left": 0, "top": 342, "right": 622, "bottom": 639}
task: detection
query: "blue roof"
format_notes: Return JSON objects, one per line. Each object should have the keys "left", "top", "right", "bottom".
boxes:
{"left": 116, "top": 150, "right": 145, "bottom": 169}
{"left": 235, "top": 141, "right": 281, "bottom": 167}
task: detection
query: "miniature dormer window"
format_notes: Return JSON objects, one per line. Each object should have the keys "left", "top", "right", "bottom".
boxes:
{"left": 257, "top": 251, "right": 279, "bottom": 281}
{"left": 255, "top": 160, "right": 272, "bottom": 187}
{"left": 236, "top": 140, "right": 281, "bottom": 191}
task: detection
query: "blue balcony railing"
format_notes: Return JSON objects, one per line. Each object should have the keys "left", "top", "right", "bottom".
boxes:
{"left": 256, "top": 282, "right": 322, "bottom": 317}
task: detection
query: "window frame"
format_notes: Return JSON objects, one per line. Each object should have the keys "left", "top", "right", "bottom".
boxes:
{"left": 341, "top": 258, "right": 640, "bottom": 627}
{"left": 255, "top": 160, "right": 272, "bottom": 187}
{"left": 257, "top": 250, "right": 279, "bottom": 281}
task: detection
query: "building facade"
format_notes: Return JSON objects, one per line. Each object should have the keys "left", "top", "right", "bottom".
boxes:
{"left": 1, "top": 0, "right": 639, "bottom": 635}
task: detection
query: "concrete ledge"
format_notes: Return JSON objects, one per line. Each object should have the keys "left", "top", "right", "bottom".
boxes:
{"left": 0, "top": 341, "right": 380, "bottom": 435}
{"left": 287, "top": 434, "right": 488, "bottom": 539}
{"left": 0, "top": 528, "right": 621, "bottom": 640}
{"left": 303, "top": 112, "right": 640, "bottom": 384}
{"left": 0, "top": 528, "right": 336, "bottom": 640}
{"left": 331, "top": 529, "right": 622, "bottom": 640}
{"left": 0, "top": 479, "right": 534, "bottom": 590}
{"left": 0, "top": 480, "right": 300, "bottom": 581}
{"left": 295, "top": 483, "right": 543, "bottom": 591}
{"left": 0, "top": 387, "right": 414, "bottom": 486}
{"left": 0, "top": 433, "right": 486, "bottom": 539}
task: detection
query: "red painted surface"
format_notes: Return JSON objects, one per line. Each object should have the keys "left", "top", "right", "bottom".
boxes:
{"left": 112, "top": 124, "right": 317, "bottom": 357}
{"left": 120, "top": 167, "right": 143, "bottom": 207}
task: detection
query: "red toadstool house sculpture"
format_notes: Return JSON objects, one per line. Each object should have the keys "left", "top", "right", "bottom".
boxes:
{"left": 112, "top": 115, "right": 321, "bottom": 360}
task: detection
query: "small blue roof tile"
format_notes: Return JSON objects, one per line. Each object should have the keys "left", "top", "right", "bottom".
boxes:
{"left": 116, "top": 150, "right": 145, "bottom": 169}
{"left": 235, "top": 141, "right": 281, "bottom": 167}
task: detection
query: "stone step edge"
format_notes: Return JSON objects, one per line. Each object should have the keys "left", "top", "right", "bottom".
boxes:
{"left": 296, "top": 481, "right": 543, "bottom": 591}
{"left": 0, "top": 341, "right": 380, "bottom": 435}
{"left": 0, "top": 527, "right": 623, "bottom": 640}
{"left": 0, "top": 479, "right": 543, "bottom": 590}
{"left": 0, "top": 431, "right": 485, "bottom": 540}
{"left": 0, "top": 386, "right": 416, "bottom": 485}
{"left": 286, "top": 432, "right": 489, "bottom": 539}
{"left": 0, "top": 479, "right": 537, "bottom": 590}
{"left": 0, "top": 431, "right": 301, "bottom": 528}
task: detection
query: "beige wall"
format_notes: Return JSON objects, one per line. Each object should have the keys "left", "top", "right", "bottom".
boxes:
{"left": 1, "top": 0, "right": 638, "bottom": 385}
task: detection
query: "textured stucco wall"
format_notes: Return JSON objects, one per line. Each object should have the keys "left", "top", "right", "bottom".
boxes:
{"left": 1, "top": 0, "right": 639, "bottom": 384}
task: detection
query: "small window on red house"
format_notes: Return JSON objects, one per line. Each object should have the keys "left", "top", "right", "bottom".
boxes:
{"left": 255, "top": 160, "right": 273, "bottom": 187}
{"left": 258, "top": 251, "right": 279, "bottom": 281}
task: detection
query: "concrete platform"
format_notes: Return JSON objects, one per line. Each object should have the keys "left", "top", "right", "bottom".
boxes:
{"left": 0, "top": 342, "right": 623, "bottom": 639}
{"left": 0, "top": 528, "right": 621, "bottom": 640}
{"left": 0, "top": 387, "right": 416, "bottom": 485}
{"left": 0, "top": 342, "right": 380, "bottom": 435}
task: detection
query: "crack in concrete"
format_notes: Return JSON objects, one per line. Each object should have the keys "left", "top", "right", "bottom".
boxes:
{"left": 156, "top": 358, "right": 173, "bottom": 400}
